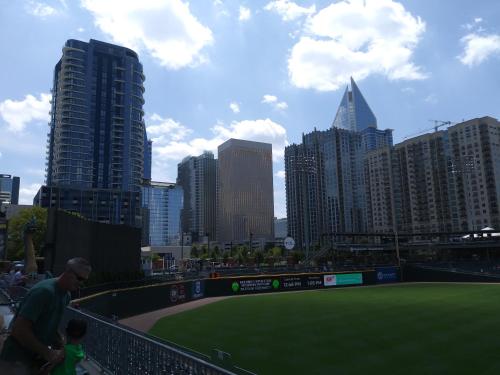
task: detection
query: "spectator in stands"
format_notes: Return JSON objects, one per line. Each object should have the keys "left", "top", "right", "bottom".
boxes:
{"left": 13, "top": 266, "right": 27, "bottom": 287}
{"left": 47, "top": 319, "right": 87, "bottom": 375}
{"left": 0, "top": 258, "right": 91, "bottom": 374}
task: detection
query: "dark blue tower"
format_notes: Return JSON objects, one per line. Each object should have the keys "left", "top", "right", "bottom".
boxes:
{"left": 38, "top": 39, "right": 147, "bottom": 226}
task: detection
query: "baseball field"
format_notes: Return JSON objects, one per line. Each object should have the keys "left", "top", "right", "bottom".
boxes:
{"left": 149, "top": 283, "right": 500, "bottom": 374}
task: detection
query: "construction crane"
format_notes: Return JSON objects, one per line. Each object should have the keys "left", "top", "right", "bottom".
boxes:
{"left": 403, "top": 120, "right": 456, "bottom": 139}
{"left": 430, "top": 120, "right": 456, "bottom": 132}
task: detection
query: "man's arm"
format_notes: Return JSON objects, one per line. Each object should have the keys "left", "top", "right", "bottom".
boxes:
{"left": 11, "top": 317, "right": 64, "bottom": 363}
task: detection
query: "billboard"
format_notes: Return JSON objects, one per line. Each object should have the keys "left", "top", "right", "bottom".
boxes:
{"left": 222, "top": 272, "right": 366, "bottom": 295}
{"left": 376, "top": 267, "right": 399, "bottom": 283}
{"left": 323, "top": 273, "right": 363, "bottom": 286}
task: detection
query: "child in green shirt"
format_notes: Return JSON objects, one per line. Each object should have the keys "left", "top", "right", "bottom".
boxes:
{"left": 50, "top": 319, "right": 86, "bottom": 375}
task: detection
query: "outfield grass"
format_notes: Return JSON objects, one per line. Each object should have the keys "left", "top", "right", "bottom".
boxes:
{"left": 149, "top": 283, "right": 500, "bottom": 374}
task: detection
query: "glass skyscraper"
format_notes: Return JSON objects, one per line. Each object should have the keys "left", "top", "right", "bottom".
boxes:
{"left": 332, "top": 77, "right": 377, "bottom": 132}
{"left": 142, "top": 182, "right": 183, "bottom": 246}
{"left": 176, "top": 151, "right": 217, "bottom": 242}
{"left": 285, "top": 79, "right": 392, "bottom": 249}
{"left": 0, "top": 174, "right": 20, "bottom": 205}
{"left": 36, "top": 39, "right": 149, "bottom": 226}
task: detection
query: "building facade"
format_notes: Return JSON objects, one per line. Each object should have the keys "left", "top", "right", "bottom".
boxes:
{"left": 364, "top": 116, "right": 500, "bottom": 234}
{"left": 142, "top": 182, "right": 183, "bottom": 246}
{"left": 285, "top": 79, "right": 392, "bottom": 249}
{"left": 38, "top": 39, "right": 148, "bottom": 226}
{"left": 176, "top": 152, "right": 217, "bottom": 243}
{"left": 274, "top": 217, "right": 288, "bottom": 239}
{"left": 218, "top": 139, "right": 274, "bottom": 244}
{"left": 332, "top": 77, "right": 377, "bottom": 132}
{"left": 0, "top": 174, "right": 20, "bottom": 204}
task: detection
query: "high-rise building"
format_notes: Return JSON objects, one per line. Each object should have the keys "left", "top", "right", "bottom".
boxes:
{"left": 332, "top": 77, "right": 377, "bottom": 132}
{"left": 176, "top": 151, "right": 217, "bottom": 243}
{"left": 36, "top": 39, "right": 147, "bottom": 226}
{"left": 285, "top": 79, "right": 392, "bottom": 249}
{"left": 142, "top": 182, "right": 183, "bottom": 246}
{"left": 218, "top": 139, "right": 274, "bottom": 244}
{"left": 364, "top": 116, "right": 500, "bottom": 234}
{"left": 274, "top": 217, "right": 288, "bottom": 239}
{"left": 447, "top": 117, "right": 500, "bottom": 230}
{"left": 0, "top": 174, "right": 20, "bottom": 205}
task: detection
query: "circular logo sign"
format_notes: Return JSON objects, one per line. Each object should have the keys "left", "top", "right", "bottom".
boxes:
{"left": 284, "top": 237, "right": 295, "bottom": 250}
{"left": 231, "top": 282, "right": 240, "bottom": 292}
{"left": 272, "top": 279, "right": 280, "bottom": 289}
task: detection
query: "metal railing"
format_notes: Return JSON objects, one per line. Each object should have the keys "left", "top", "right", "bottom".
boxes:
{"left": 61, "top": 307, "right": 252, "bottom": 375}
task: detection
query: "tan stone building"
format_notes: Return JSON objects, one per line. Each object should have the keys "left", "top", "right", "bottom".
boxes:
{"left": 217, "top": 138, "right": 274, "bottom": 244}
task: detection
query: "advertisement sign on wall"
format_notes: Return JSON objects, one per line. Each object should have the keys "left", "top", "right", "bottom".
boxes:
{"left": 336, "top": 273, "right": 363, "bottom": 286}
{"left": 169, "top": 284, "right": 187, "bottom": 303}
{"left": 323, "top": 273, "right": 363, "bottom": 286}
{"left": 324, "top": 274, "right": 336, "bottom": 286}
{"left": 191, "top": 280, "right": 205, "bottom": 299}
{"left": 231, "top": 278, "right": 281, "bottom": 293}
{"left": 376, "top": 267, "right": 399, "bottom": 283}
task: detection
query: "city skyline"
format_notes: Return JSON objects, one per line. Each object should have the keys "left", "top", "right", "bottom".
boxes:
{"left": 1, "top": 0, "right": 500, "bottom": 218}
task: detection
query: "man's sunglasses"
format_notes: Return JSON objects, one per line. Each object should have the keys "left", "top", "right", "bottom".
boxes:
{"left": 71, "top": 270, "right": 87, "bottom": 282}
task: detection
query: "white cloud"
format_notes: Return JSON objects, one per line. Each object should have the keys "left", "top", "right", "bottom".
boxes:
{"left": 0, "top": 93, "right": 51, "bottom": 133}
{"left": 77, "top": 27, "right": 85, "bottom": 32}
{"left": 81, "top": 0, "right": 214, "bottom": 70}
{"left": 401, "top": 87, "right": 415, "bottom": 94}
{"left": 25, "top": 1, "right": 58, "bottom": 17}
{"left": 213, "top": 0, "right": 229, "bottom": 17}
{"left": 147, "top": 113, "right": 193, "bottom": 142}
{"left": 424, "top": 93, "right": 437, "bottom": 104}
{"left": 275, "top": 170, "right": 286, "bottom": 179}
{"left": 0, "top": 151, "right": 2, "bottom": 158}
{"left": 264, "top": 0, "right": 316, "bottom": 22}
{"left": 474, "top": 17, "right": 483, "bottom": 23}
{"left": 229, "top": 102, "right": 240, "bottom": 113}
{"left": 19, "top": 183, "right": 42, "bottom": 205}
{"left": 262, "top": 94, "right": 288, "bottom": 111}
{"left": 239, "top": 6, "right": 251, "bottom": 21}
{"left": 459, "top": 33, "right": 500, "bottom": 67}
{"left": 262, "top": 95, "right": 278, "bottom": 103}
{"left": 149, "top": 117, "right": 288, "bottom": 181}
{"left": 275, "top": 102, "right": 288, "bottom": 110}
{"left": 288, "top": 0, "right": 427, "bottom": 92}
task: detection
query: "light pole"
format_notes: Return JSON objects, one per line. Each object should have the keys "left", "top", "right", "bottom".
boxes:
{"left": 181, "top": 232, "right": 184, "bottom": 260}
{"left": 206, "top": 232, "right": 210, "bottom": 257}
{"left": 249, "top": 232, "right": 253, "bottom": 254}
{"left": 388, "top": 148, "right": 401, "bottom": 278}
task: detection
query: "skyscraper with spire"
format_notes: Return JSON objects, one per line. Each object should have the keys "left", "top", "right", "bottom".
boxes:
{"left": 285, "top": 78, "right": 392, "bottom": 249}
{"left": 332, "top": 77, "right": 377, "bottom": 132}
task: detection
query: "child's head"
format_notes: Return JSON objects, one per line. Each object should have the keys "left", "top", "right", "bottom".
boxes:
{"left": 66, "top": 319, "right": 87, "bottom": 343}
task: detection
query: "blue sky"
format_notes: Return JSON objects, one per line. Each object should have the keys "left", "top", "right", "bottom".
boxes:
{"left": 1, "top": 0, "right": 500, "bottom": 218}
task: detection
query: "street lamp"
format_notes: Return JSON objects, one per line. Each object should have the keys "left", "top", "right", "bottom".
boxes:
{"left": 388, "top": 148, "right": 401, "bottom": 277}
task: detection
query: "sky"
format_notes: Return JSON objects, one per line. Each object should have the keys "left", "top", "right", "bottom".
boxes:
{"left": 1, "top": 0, "right": 500, "bottom": 218}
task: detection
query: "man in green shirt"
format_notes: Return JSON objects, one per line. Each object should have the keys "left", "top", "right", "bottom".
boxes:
{"left": 0, "top": 258, "right": 91, "bottom": 374}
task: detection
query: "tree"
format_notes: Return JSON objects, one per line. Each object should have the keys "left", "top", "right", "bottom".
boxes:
{"left": 269, "top": 247, "right": 283, "bottom": 257}
{"left": 255, "top": 251, "right": 264, "bottom": 266}
{"left": 191, "top": 245, "right": 199, "bottom": 258}
{"left": 7, "top": 207, "right": 48, "bottom": 260}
